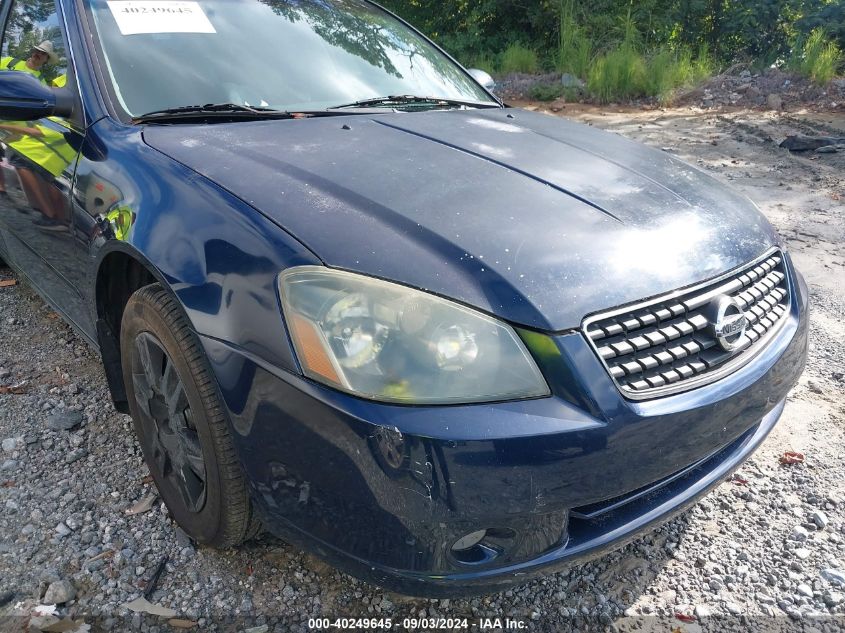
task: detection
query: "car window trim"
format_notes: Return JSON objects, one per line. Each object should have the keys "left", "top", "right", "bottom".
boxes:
{"left": 73, "top": 0, "right": 131, "bottom": 124}
{"left": 55, "top": 0, "right": 90, "bottom": 131}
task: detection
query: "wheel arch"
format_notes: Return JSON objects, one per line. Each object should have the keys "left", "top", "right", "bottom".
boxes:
{"left": 94, "top": 244, "right": 168, "bottom": 412}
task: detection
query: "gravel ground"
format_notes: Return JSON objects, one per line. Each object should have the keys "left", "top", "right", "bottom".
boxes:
{"left": 2, "top": 107, "right": 845, "bottom": 633}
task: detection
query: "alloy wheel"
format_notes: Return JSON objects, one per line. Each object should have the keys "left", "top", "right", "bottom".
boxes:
{"left": 132, "top": 332, "right": 207, "bottom": 513}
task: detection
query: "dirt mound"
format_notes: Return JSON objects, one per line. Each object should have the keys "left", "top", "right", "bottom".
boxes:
{"left": 676, "top": 66, "right": 845, "bottom": 112}
{"left": 494, "top": 68, "right": 845, "bottom": 112}
{"left": 495, "top": 72, "right": 567, "bottom": 101}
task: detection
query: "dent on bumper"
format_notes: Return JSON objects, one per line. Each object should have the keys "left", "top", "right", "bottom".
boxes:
{"left": 365, "top": 399, "right": 784, "bottom": 595}
{"left": 197, "top": 261, "right": 808, "bottom": 596}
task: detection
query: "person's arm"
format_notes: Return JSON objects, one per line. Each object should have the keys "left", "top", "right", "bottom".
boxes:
{"left": 0, "top": 122, "right": 43, "bottom": 138}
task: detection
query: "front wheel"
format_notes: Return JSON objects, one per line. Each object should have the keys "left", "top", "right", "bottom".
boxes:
{"left": 120, "top": 284, "right": 261, "bottom": 546}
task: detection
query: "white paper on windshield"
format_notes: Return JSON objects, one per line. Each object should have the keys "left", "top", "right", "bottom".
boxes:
{"left": 107, "top": 1, "right": 216, "bottom": 35}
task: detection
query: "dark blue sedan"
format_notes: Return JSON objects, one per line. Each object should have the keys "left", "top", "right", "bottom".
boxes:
{"left": 0, "top": 0, "right": 808, "bottom": 596}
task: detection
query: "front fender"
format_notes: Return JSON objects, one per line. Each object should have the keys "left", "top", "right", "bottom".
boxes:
{"left": 82, "top": 118, "right": 321, "bottom": 375}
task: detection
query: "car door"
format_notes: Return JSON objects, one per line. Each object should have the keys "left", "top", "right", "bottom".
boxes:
{"left": 0, "top": 0, "right": 87, "bottom": 327}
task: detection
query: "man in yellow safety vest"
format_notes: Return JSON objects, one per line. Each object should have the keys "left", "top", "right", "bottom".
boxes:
{"left": 0, "top": 40, "right": 63, "bottom": 203}
{"left": 0, "top": 40, "right": 59, "bottom": 84}
{"left": 0, "top": 118, "right": 76, "bottom": 230}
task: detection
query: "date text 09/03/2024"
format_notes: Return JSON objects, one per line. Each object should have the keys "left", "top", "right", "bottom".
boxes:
{"left": 307, "top": 618, "right": 528, "bottom": 630}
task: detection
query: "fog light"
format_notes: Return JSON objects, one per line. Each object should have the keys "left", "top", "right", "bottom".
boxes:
{"left": 451, "top": 529, "right": 487, "bottom": 552}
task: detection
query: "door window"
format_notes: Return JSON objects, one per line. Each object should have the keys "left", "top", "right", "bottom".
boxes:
{"left": 0, "top": 1, "right": 79, "bottom": 257}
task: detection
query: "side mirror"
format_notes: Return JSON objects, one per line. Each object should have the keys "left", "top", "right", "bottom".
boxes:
{"left": 467, "top": 68, "right": 496, "bottom": 92}
{"left": 0, "top": 70, "right": 73, "bottom": 120}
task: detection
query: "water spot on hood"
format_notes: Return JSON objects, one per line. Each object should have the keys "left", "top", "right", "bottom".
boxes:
{"left": 291, "top": 143, "right": 323, "bottom": 153}
{"left": 471, "top": 142, "right": 514, "bottom": 159}
{"left": 466, "top": 118, "right": 524, "bottom": 133}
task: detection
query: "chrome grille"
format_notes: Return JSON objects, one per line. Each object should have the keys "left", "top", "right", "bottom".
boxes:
{"left": 583, "top": 250, "right": 790, "bottom": 398}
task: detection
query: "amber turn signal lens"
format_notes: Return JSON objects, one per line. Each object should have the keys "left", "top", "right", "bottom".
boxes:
{"left": 288, "top": 311, "right": 342, "bottom": 386}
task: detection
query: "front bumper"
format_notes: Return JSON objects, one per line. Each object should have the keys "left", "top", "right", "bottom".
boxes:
{"left": 200, "top": 256, "right": 809, "bottom": 597}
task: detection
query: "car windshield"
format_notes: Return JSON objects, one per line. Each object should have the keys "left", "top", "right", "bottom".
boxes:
{"left": 83, "top": 0, "right": 496, "bottom": 117}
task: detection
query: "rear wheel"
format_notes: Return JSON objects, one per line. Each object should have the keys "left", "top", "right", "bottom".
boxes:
{"left": 120, "top": 284, "right": 261, "bottom": 546}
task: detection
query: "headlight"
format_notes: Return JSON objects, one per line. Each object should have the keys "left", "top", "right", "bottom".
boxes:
{"left": 278, "top": 267, "right": 550, "bottom": 404}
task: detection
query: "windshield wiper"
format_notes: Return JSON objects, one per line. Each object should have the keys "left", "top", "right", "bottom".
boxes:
{"left": 132, "top": 103, "right": 296, "bottom": 123}
{"left": 328, "top": 95, "right": 500, "bottom": 110}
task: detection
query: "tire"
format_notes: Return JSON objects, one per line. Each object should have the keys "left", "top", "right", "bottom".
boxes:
{"left": 120, "top": 283, "right": 261, "bottom": 547}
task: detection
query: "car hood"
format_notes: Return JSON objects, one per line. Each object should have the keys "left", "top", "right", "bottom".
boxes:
{"left": 143, "top": 108, "right": 778, "bottom": 331}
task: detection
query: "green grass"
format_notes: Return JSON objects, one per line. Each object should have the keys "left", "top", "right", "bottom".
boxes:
{"left": 791, "top": 29, "right": 843, "bottom": 85}
{"left": 499, "top": 43, "right": 539, "bottom": 74}
{"left": 646, "top": 46, "right": 714, "bottom": 104}
{"left": 557, "top": 0, "right": 593, "bottom": 77}
{"left": 586, "top": 11, "right": 650, "bottom": 103}
{"left": 467, "top": 5, "right": 715, "bottom": 104}
{"left": 463, "top": 52, "right": 497, "bottom": 75}
{"left": 588, "top": 44, "right": 647, "bottom": 103}
{"left": 646, "top": 48, "right": 679, "bottom": 98}
{"left": 585, "top": 45, "right": 713, "bottom": 104}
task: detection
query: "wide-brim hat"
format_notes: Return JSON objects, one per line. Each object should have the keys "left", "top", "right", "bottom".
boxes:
{"left": 33, "top": 40, "right": 59, "bottom": 64}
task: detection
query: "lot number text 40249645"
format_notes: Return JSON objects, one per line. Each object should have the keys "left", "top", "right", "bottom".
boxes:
{"left": 306, "top": 617, "right": 529, "bottom": 630}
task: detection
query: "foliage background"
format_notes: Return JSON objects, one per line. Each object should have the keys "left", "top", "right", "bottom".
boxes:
{"left": 377, "top": 0, "right": 845, "bottom": 70}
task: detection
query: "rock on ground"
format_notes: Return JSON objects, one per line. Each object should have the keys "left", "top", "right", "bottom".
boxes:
{"left": 43, "top": 580, "right": 76, "bottom": 605}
